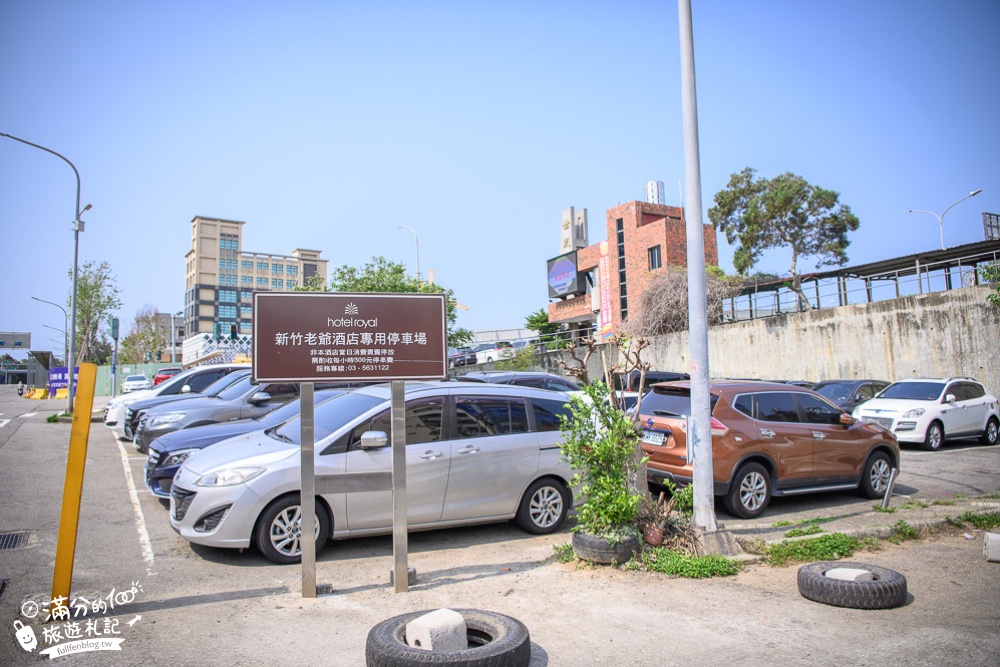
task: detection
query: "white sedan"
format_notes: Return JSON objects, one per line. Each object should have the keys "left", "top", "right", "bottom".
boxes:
{"left": 121, "top": 375, "right": 151, "bottom": 393}
{"left": 853, "top": 376, "right": 1000, "bottom": 450}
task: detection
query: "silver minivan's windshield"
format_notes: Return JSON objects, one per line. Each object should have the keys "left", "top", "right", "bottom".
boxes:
{"left": 271, "top": 392, "right": 383, "bottom": 444}
{"left": 878, "top": 382, "right": 944, "bottom": 401}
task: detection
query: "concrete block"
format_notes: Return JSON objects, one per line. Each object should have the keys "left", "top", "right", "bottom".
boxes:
{"left": 405, "top": 609, "right": 466, "bottom": 652}
{"left": 824, "top": 568, "right": 875, "bottom": 582}
{"left": 984, "top": 532, "right": 1000, "bottom": 563}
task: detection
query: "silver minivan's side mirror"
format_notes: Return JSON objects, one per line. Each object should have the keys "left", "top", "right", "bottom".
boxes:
{"left": 180, "top": 384, "right": 192, "bottom": 393}
{"left": 359, "top": 430, "right": 389, "bottom": 449}
{"left": 945, "top": 393, "right": 957, "bottom": 403}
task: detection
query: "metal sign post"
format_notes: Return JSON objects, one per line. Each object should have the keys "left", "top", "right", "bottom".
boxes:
{"left": 299, "top": 382, "right": 317, "bottom": 597}
{"left": 391, "top": 380, "right": 409, "bottom": 592}
{"left": 251, "top": 292, "right": 447, "bottom": 598}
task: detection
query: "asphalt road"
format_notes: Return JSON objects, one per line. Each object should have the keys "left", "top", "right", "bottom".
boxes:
{"left": 1, "top": 386, "right": 998, "bottom": 666}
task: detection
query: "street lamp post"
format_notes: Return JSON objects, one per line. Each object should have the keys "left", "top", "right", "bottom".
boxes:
{"left": 42, "top": 324, "right": 67, "bottom": 364}
{"left": 31, "top": 296, "right": 70, "bottom": 404}
{"left": 905, "top": 189, "right": 983, "bottom": 251}
{"left": 398, "top": 225, "right": 420, "bottom": 280}
{"left": 6, "top": 133, "right": 90, "bottom": 414}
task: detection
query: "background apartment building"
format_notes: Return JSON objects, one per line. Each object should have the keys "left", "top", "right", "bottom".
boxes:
{"left": 184, "top": 216, "right": 327, "bottom": 339}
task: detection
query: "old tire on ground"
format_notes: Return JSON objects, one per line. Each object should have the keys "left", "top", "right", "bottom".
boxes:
{"left": 514, "top": 478, "right": 569, "bottom": 534}
{"left": 365, "top": 608, "right": 530, "bottom": 667}
{"left": 797, "top": 561, "right": 907, "bottom": 609}
{"left": 981, "top": 417, "right": 999, "bottom": 446}
{"left": 922, "top": 421, "right": 944, "bottom": 451}
{"left": 571, "top": 531, "right": 640, "bottom": 564}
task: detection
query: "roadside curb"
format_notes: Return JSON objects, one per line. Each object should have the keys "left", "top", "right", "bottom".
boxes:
{"left": 736, "top": 499, "right": 1000, "bottom": 548}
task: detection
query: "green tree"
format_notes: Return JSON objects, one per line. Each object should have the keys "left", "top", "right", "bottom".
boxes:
{"left": 324, "top": 256, "right": 473, "bottom": 348}
{"left": 119, "top": 305, "right": 166, "bottom": 364}
{"left": 708, "top": 167, "right": 859, "bottom": 311}
{"left": 294, "top": 273, "right": 328, "bottom": 292}
{"left": 524, "top": 308, "right": 561, "bottom": 347}
{"left": 68, "top": 260, "right": 122, "bottom": 364}
{"left": 979, "top": 263, "right": 1000, "bottom": 309}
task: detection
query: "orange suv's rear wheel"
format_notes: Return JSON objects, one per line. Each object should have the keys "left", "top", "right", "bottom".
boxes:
{"left": 723, "top": 462, "right": 771, "bottom": 519}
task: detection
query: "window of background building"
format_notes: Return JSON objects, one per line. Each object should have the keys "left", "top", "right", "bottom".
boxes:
{"left": 286, "top": 280, "right": 296, "bottom": 288}
{"left": 257, "top": 277, "right": 268, "bottom": 286}
{"left": 648, "top": 245, "right": 662, "bottom": 270}
{"left": 272, "top": 279, "right": 283, "bottom": 288}
{"left": 272, "top": 264, "right": 284, "bottom": 275}
{"left": 218, "top": 305, "right": 237, "bottom": 319}
{"left": 219, "top": 289, "right": 236, "bottom": 302}
{"left": 257, "top": 262, "right": 268, "bottom": 271}
{"left": 241, "top": 260, "right": 252, "bottom": 270}
{"left": 287, "top": 266, "right": 298, "bottom": 276}
{"left": 241, "top": 276, "right": 252, "bottom": 285}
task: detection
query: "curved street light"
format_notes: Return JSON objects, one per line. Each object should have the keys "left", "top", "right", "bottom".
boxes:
{"left": 398, "top": 225, "right": 420, "bottom": 280}
{"left": 42, "top": 324, "right": 67, "bottom": 363}
{"left": 32, "top": 295, "right": 70, "bottom": 402}
{"left": 905, "top": 188, "right": 983, "bottom": 250}
{"left": 5, "top": 133, "right": 90, "bottom": 414}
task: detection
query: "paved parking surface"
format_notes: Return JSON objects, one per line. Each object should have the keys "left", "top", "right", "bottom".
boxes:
{"left": 1, "top": 388, "right": 998, "bottom": 665}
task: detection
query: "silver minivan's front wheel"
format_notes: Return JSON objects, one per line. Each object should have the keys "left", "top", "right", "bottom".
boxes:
{"left": 254, "top": 495, "right": 330, "bottom": 564}
{"left": 515, "top": 478, "right": 569, "bottom": 534}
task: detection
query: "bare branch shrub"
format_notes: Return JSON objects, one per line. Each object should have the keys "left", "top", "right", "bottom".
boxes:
{"left": 621, "top": 266, "right": 742, "bottom": 336}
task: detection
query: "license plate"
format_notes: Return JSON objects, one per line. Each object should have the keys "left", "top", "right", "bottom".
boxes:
{"left": 642, "top": 430, "right": 665, "bottom": 446}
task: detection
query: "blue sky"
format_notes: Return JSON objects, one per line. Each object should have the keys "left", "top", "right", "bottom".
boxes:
{"left": 2, "top": 1, "right": 998, "bottom": 361}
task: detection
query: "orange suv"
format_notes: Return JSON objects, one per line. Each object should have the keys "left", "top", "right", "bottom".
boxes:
{"left": 639, "top": 381, "right": 900, "bottom": 519}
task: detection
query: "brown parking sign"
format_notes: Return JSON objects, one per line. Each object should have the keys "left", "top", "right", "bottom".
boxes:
{"left": 252, "top": 292, "right": 448, "bottom": 383}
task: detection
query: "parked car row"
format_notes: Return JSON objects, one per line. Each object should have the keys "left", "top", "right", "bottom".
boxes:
{"left": 113, "top": 361, "right": 998, "bottom": 564}
{"left": 114, "top": 370, "right": 580, "bottom": 564}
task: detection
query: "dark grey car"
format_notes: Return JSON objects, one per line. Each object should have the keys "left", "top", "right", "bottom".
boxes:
{"left": 134, "top": 376, "right": 300, "bottom": 452}
{"left": 812, "top": 379, "right": 890, "bottom": 412}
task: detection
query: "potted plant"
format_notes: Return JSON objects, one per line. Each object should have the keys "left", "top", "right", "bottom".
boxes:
{"left": 559, "top": 380, "right": 645, "bottom": 563}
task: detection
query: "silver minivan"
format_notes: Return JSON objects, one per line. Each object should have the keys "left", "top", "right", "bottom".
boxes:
{"left": 170, "top": 382, "right": 575, "bottom": 563}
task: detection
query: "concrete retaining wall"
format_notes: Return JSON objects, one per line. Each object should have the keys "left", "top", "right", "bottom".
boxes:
{"left": 530, "top": 285, "right": 999, "bottom": 392}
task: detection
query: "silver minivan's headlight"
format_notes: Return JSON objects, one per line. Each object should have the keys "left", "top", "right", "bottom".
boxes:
{"left": 197, "top": 467, "right": 265, "bottom": 487}
{"left": 902, "top": 408, "right": 925, "bottom": 418}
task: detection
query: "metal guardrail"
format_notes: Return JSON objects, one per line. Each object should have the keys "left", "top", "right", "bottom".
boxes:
{"left": 724, "top": 249, "right": 999, "bottom": 322}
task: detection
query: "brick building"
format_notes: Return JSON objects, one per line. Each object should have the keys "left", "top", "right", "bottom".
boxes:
{"left": 547, "top": 200, "right": 718, "bottom": 337}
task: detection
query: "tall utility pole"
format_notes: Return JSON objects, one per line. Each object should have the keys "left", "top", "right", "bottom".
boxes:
{"left": 3, "top": 132, "right": 89, "bottom": 414}
{"left": 678, "top": 0, "right": 717, "bottom": 533}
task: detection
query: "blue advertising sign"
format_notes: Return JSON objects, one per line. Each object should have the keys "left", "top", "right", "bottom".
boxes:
{"left": 47, "top": 367, "right": 79, "bottom": 390}
{"left": 547, "top": 251, "right": 584, "bottom": 298}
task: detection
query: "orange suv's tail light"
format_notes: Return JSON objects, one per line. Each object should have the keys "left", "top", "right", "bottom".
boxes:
{"left": 674, "top": 417, "right": 729, "bottom": 436}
